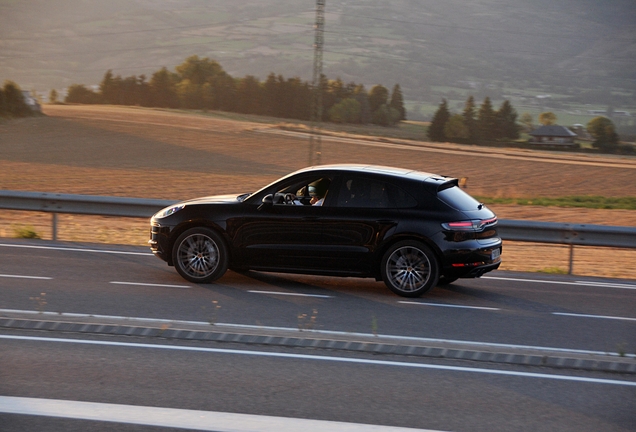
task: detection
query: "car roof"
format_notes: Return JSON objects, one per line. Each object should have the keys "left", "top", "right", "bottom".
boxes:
{"left": 296, "top": 164, "right": 449, "bottom": 183}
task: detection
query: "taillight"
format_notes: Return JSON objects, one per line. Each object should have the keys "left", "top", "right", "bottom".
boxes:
{"left": 442, "top": 217, "right": 497, "bottom": 231}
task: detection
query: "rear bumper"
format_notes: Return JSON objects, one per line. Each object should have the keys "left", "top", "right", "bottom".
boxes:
{"left": 441, "top": 240, "right": 502, "bottom": 279}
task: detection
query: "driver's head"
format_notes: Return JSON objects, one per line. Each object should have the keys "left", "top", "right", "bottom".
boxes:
{"left": 309, "top": 178, "right": 330, "bottom": 198}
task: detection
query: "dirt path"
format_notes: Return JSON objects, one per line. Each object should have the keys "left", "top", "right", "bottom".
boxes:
{"left": 2, "top": 105, "right": 635, "bottom": 279}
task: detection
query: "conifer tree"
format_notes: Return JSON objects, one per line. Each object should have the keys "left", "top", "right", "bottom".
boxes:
{"left": 444, "top": 114, "right": 469, "bottom": 142}
{"left": 427, "top": 99, "right": 450, "bottom": 142}
{"left": 462, "top": 95, "right": 477, "bottom": 141}
{"left": 477, "top": 97, "right": 497, "bottom": 142}
{"left": 495, "top": 100, "right": 521, "bottom": 140}
{"left": 389, "top": 84, "right": 406, "bottom": 121}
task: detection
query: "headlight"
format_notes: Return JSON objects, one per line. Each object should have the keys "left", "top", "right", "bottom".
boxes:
{"left": 154, "top": 204, "right": 185, "bottom": 219}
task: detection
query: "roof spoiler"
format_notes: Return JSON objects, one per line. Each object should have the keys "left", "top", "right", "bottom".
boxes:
{"left": 434, "top": 177, "right": 459, "bottom": 192}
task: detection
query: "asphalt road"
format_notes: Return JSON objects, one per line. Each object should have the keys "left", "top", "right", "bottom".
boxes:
{"left": 1, "top": 331, "right": 635, "bottom": 432}
{"left": 1, "top": 238, "right": 635, "bottom": 431}
{"left": 1, "top": 239, "right": 634, "bottom": 353}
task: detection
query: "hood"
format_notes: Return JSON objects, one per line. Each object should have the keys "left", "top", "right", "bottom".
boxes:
{"left": 181, "top": 194, "right": 244, "bottom": 205}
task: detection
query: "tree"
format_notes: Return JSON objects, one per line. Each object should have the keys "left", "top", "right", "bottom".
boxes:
{"left": 368, "top": 85, "right": 389, "bottom": 113}
{"left": 49, "top": 89, "right": 58, "bottom": 104}
{"left": 427, "top": 99, "right": 450, "bottom": 142}
{"left": 176, "top": 79, "right": 202, "bottom": 109}
{"left": 444, "top": 114, "right": 469, "bottom": 142}
{"left": 520, "top": 112, "right": 534, "bottom": 131}
{"left": 175, "top": 55, "right": 225, "bottom": 86}
{"left": 149, "top": 67, "right": 179, "bottom": 108}
{"left": 371, "top": 104, "right": 400, "bottom": 126}
{"left": 3, "top": 81, "right": 32, "bottom": 117}
{"left": 328, "top": 98, "right": 361, "bottom": 123}
{"left": 99, "top": 70, "right": 123, "bottom": 104}
{"left": 235, "top": 75, "right": 263, "bottom": 115}
{"left": 462, "top": 95, "right": 478, "bottom": 141}
{"left": 587, "top": 116, "right": 619, "bottom": 152}
{"left": 263, "top": 73, "right": 284, "bottom": 117}
{"left": 65, "top": 84, "right": 101, "bottom": 104}
{"left": 477, "top": 97, "right": 497, "bottom": 141}
{"left": 353, "top": 84, "right": 371, "bottom": 124}
{"left": 538, "top": 111, "right": 557, "bottom": 125}
{"left": 389, "top": 84, "right": 406, "bottom": 121}
{"left": 0, "top": 87, "right": 6, "bottom": 117}
{"left": 495, "top": 100, "right": 521, "bottom": 140}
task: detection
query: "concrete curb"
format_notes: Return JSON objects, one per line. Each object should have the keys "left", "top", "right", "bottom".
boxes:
{"left": 1, "top": 317, "right": 635, "bottom": 374}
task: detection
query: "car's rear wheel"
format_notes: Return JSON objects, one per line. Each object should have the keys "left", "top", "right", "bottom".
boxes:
{"left": 172, "top": 227, "right": 228, "bottom": 283}
{"left": 381, "top": 240, "right": 439, "bottom": 297}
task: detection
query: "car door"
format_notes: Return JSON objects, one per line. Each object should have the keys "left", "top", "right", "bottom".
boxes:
{"left": 317, "top": 175, "right": 407, "bottom": 274}
{"left": 228, "top": 175, "right": 334, "bottom": 272}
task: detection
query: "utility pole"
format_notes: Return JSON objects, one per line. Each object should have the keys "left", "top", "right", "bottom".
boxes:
{"left": 308, "top": 0, "right": 325, "bottom": 166}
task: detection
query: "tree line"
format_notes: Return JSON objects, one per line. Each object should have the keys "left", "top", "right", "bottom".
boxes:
{"left": 65, "top": 55, "right": 407, "bottom": 127}
{"left": 0, "top": 80, "right": 35, "bottom": 118}
{"left": 427, "top": 96, "right": 521, "bottom": 144}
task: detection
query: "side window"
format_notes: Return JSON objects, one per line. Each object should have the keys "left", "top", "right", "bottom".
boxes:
{"left": 336, "top": 177, "right": 417, "bottom": 208}
{"left": 275, "top": 176, "right": 332, "bottom": 206}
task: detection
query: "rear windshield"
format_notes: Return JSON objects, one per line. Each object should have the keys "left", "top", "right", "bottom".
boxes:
{"left": 437, "top": 185, "right": 481, "bottom": 211}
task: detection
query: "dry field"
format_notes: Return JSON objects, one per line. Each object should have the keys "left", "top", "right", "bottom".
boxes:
{"left": 1, "top": 104, "right": 635, "bottom": 279}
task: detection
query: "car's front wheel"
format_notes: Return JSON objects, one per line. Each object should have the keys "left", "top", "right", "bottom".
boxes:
{"left": 172, "top": 227, "right": 228, "bottom": 283}
{"left": 381, "top": 240, "right": 439, "bottom": 297}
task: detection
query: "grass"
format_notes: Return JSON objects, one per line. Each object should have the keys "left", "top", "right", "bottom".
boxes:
{"left": 538, "top": 267, "right": 568, "bottom": 275}
{"left": 476, "top": 196, "right": 636, "bottom": 210}
{"left": 12, "top": 224, "right": 41, "bottom": 239}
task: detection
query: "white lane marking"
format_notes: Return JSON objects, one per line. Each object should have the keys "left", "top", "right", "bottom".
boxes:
{"left": 0, "top": 274, "right": 52, "bottom": 280}
{"left": 248, "top": 290, "right": 333, "bottom": 298}
{"left": 553, "top": 312, "right": 636, "bottom": 322}
{"left": 483, "top": 276, "right": 636, "bottom": 290}
{"left": 0, "top": 396, "right": 438, "bottom": 432}
{"left": 0, "top": 243, "right": 151, "bottom": 256}
{"left": 1, "top": 308, "right": 633, "bottom": 358}
{"left": 2, "top": 335, "right": 635, "bottom": 387}
{"left": 110, "top": 281, "right": 191, "bottom": 289}
{"left": 399, "top": 301, "right": 500, "bottom": 311}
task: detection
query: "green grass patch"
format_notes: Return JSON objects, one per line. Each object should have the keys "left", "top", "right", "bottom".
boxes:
{"left": 476, "top": 196, "right": 636, "bottom": 210}
{"left": 12, "top": 224, "right": 41, "bottom": 239}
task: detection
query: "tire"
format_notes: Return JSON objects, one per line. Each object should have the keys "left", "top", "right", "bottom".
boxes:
{"left": 381, "top": 240, "right": 439, "bottom": 297}
{"left": 437, "top": 275, "right": 459, "bottom": 286}
{"left": 172, "top": 227, "right": 229, "bottom": 283}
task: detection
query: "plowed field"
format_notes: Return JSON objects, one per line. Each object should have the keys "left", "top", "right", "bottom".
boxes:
{"left": 2, "top": 105, "right": 635, "bottom": 279}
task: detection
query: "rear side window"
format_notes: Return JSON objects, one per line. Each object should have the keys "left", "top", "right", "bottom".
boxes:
{"left": 437, "top": 185, "right": 481, "bottom": 211}
{"left": 337, "top": 177, "right": 417, "bottom": 208}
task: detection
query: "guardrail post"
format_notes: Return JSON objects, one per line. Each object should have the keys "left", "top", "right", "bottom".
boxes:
{"left": 52, "top": 213, "right": 58, "bottom": 241}
{"left": 568, "top": 245, "right": 574, "bottom": 275}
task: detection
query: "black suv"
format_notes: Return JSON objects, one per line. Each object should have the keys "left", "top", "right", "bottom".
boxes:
{"left": 150, "top": 164, "right": 501, "bottom": 297}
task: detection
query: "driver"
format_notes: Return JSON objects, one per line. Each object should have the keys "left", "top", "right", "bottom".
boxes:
{"left": 308, "top": 178, "right": 329, "bottom": 206}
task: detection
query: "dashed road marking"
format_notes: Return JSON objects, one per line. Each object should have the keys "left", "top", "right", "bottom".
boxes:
{"left": 110, "top": 281, "right": 191, "bottom": 289}
{"left": 248, "top": 290, "right": 333, "bottom": 298}
{"left": 399, "top": 301, "right": 500, "bottom": 311}
{"left": 553, "top": 312, "right": 636, "bottom": 322}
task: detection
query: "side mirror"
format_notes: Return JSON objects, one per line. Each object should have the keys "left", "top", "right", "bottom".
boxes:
{"left": 258, "top": 194, "right": 274, "bottom": 211}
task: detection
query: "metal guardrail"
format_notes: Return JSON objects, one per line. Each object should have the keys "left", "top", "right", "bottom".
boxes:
{"left": 2, "top": 190, "right": 636, "bottom": 273}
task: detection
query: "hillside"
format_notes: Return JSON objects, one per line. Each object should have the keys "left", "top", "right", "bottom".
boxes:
{"left": 1, "top": 0, "right": 634, "bottom": 117}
